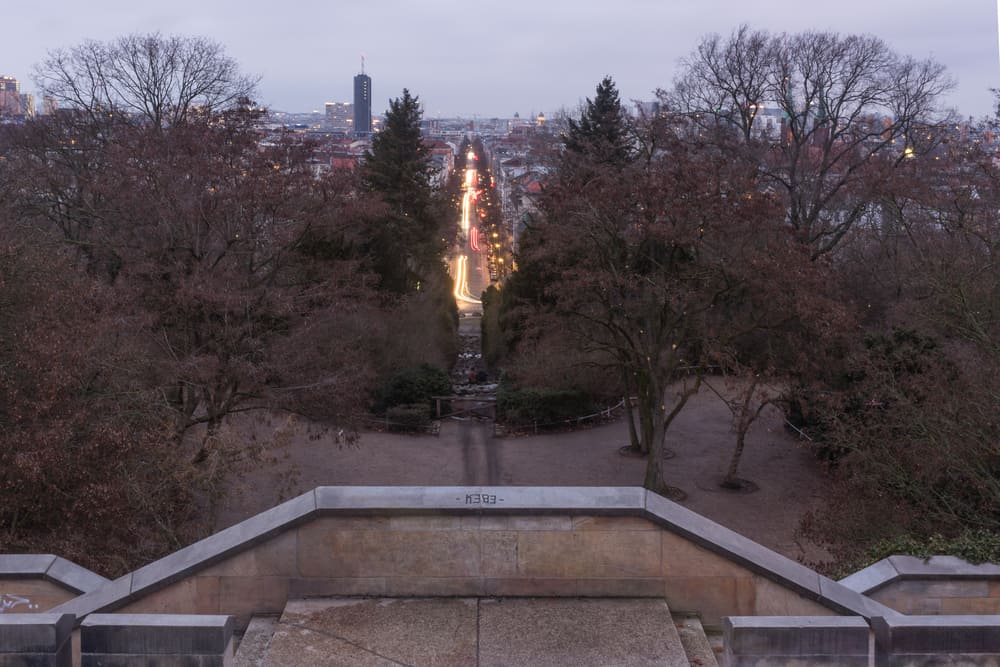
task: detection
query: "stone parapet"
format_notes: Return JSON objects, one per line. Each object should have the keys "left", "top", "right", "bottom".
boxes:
{"left": 840, "top": 556, "right": 1000, "bottom": 615}
{"left": 50, "top": 487, "right": 887, "bottom": 628}
{"left": 0, "top": 613, "right": 73, "bottom": 666}
{"left": 722, "top": 616, "right": 870, "bottom": 667}
{"left": 0, "top": 555, "right": 108, "bottom": 615}
{"left": 80, "top": 614, "right": 233, "bottom": 666}
{"left": 872, "top": 614, "right": 1000, "bottom": 665}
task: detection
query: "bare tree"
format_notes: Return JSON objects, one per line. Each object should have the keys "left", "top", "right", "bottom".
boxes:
{"left": 34, "top": 33, "right": 259, "bottom": 127}
{"left": 671, "top": 26, "right": 954, "bottom": 258}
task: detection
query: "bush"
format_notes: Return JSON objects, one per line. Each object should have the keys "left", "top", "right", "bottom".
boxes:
{"left": 385, "top": 403, "right": 433, "bottom": 431}
{"left": 497, "top": 387, "right": 597, "bottom": 426}
{"left": 374, "top": 363, "right": 451, "bottom": 413}
{"left": 829, "top": 530, "right": 1000, "bottom": 580}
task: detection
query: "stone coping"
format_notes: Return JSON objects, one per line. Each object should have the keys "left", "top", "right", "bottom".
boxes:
{"left": 840, "top": 555, "right": 1000, "bottom": 595}
{"left": 47, "top": 486, "right": 894, "bottom": 622}
{"left": 0, "top": 554, "right": 109, "bottom": 594}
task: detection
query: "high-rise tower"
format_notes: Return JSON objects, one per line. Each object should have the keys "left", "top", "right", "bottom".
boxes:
{"left": 353, "top": 57, "right": 372, "bottom": 137}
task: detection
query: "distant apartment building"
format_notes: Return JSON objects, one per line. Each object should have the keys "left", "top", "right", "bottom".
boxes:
{"left": 353, "top": 72, "right": 372, "bottom": 137}
{"left": 325, "top": 101, "right": 353, "bottom": 131}
{"left": 0, "top": 76, "right": 32, "bottom": 118}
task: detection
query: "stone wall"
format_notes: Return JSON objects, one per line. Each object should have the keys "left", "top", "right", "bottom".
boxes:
{"left": 115, "top": 513, "right": 832, "bottom": 627}
{"left": 840, "top": 555, "right": 1000, "bottom": 616}
{"left": 50, "top": 487, "right": 886, "bottom": 629}
{"left": 0, "top": 555, "right": 108, "bottom": 614}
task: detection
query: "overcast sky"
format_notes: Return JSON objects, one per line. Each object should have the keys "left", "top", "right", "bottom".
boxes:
{"left": 5, "top": 1, "right": 999, "bottom": 119}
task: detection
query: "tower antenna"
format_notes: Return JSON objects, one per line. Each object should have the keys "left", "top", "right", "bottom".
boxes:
{"left": 361, "top": 53, "right": 366, "bottom": 75}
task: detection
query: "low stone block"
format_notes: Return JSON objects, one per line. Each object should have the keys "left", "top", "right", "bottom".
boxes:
{"left": 0, "top": 614, "right": 73, "bottom": 659}
{"left": 80, "top": 614, "right": 232, "bottom": 655}
{"left": 873, "top": 615, "right": 1000, "bottom": 655}
{"left": 724, "top": 616, "right": 870, "bottom": 657}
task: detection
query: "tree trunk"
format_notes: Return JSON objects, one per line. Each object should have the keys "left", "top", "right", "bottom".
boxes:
{"left": 723, "top": 375, "right": 760, "bottom": 488}
{"left": 622, "top": 369, "right": 640, "bottom": 452}
{"left": 644, "top": 376, "right": 701, "bottom": 498}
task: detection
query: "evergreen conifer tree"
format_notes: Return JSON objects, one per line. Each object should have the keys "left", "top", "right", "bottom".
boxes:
{"left": 362, "top": 89, "right": 448, "bottom": 293}
{"left": 563, "top": 76, "right": 633, "bottom": 167}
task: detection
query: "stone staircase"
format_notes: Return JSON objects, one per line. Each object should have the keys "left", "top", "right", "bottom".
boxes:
{"left": 235, "top": 597, "right": 720, "bottom": 666}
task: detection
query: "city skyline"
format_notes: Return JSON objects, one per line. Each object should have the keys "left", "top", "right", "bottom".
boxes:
{"left": 3, "top": 1, "right": 998, "bottom": 119}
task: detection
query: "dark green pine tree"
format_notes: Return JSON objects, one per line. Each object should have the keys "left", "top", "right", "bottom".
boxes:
{"left": 563, "top": 76, "right": 633, "bottom": 167}
{"left": 362, "top": 89, "right": 448, "bottom": 293}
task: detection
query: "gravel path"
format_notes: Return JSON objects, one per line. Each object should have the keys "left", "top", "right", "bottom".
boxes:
{"left": 215, "top": 383, "right": 830, "bottom": 563}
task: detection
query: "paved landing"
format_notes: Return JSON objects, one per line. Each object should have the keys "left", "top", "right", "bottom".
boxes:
{"left": 261, "top": 597, "right": 689, "bottom": 667}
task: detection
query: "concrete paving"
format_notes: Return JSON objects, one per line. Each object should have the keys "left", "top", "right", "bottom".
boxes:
{"left": 259, "top": 597, "right": 690, "bottom": 666}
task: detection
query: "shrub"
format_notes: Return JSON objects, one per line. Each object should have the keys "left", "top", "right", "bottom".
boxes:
{"left": 374, "top": 363, "right": 451, "bottom": 413}
{"left": 497, "top": 387, "right": 597, "bottom": 426}
{"left": 385, "top": 403, "right": 433, "bottom": 431}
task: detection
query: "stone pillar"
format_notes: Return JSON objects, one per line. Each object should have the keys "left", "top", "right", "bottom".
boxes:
{"left": 81, "top": 614, "right": 233, "bottom": 666}
{"left": 872, "top": 615, "right": 1000, "bottom": 665}
{"left": 723, "top": 616, "right": 871, "bottom": 666}
{"left": 0, "top": 613, "right": 73, "bottom": 666}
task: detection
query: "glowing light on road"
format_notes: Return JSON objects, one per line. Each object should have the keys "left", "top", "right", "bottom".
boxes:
{"left": 452, "top": 255, "right": 481, "bottom": 305}
{"left": 470, "top": 227, "right": 480, "bottom": 252}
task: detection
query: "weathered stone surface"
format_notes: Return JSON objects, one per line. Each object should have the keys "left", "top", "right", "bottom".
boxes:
{"left": 478, "top": 597, "right": 689, "bottom": 667}
{"left": 941, "top": 597, "right": 1000, "bottom": 615}
{"left": 515, "top": 530, "right": 661, "bottom": 578}
{"left": 44, "top": 558, "right": 109, "bottom": 595}
{"left": 571, "top": 515, "right": 658, "bottom": 531}
{"left": 724, "top": 616, "right": 870, "bottom": 656}
{"left": 673, "top": 615, "right": 719, "bottom": 667}
{"left": 0, "top": 579, "right": 77, "bottom": 613}
{"left": 574, "top": 578, "right": 664, "bottom": 597}
{"left": 199, "top": 531, "right": 298, "bottom": 579}
{"left": 299, "top": 529, "right": 481, "bottom": 578}
{"left": 873, "top": 614, "right": 1000, "bottom": 654}
{"left": 755, "top": 576, "right": 835, "bottom": 617}
{"left": 265, "top": 598, "right": 477, "bottom": 667}
{"left": 838, "top": 557, "right": 900, "bottom": 594}
{"left": 218, "top": 578, "right": 289, "bottom": 624}
{"left": 484, "top": 578, "right": 580, "bottom": 597}
{"left": 50, "top": 574, "right": 133, "bottom": 617}
{"left": 663, "top": 576, "right": 755, "bottom": 624}
{"left": 478, "top": 531, "right": 517, "bottom": 577}
{"left": 0, "top": 556, "right": 57, "bottom": 578}
{"left": 119, "top": 578, "right": 198, "bottom": 615}
{"left": 662, "top": 532, "right": 753, "bottom": 578}
{"left": 80, "top": 614, "right": 232, "bottom": 655}
{"left": 644, "top": 491, "right": 828, "bottom": 610}
{"left": 314, "top": 485, "right": 646, "bottom": 513}
{"left": 818, "top": 575, "right": 899, "bottom": 619}
{"left": 286, "top": 577, "right": 386, "bottom": 598}
{"left": 233, "top": 616, "right": 277, "bottom": 667}
{"left": 872, "top": 592, "right": 943, "bottom": 615}
{"left": 0, "top": 614, "right": 73, "bottom": 654}
{"left": 129, "top": 491, "right": 316, "bottom": 595}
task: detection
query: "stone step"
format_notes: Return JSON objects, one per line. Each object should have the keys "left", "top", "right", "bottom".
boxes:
{"left": 260, "top": 597, "right": 692, "bottom": 666}
{"left": 673, "top": 614, "right": 720, "bottom": 667}
{"left": 233, "top": 615, "right": 278, "bottom": 667}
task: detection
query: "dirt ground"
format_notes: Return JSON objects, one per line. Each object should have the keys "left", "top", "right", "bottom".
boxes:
{"left": 215, "top": 382, "right": 831, "bottom": 563}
